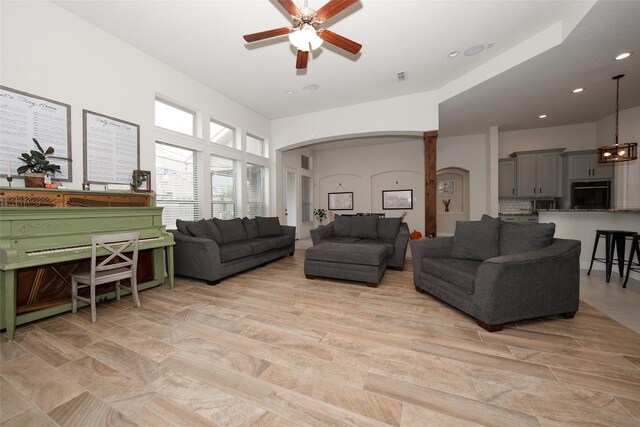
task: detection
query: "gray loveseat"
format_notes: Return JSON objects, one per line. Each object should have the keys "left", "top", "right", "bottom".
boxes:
{"left": 170, "top": 217, "right": 295, "bottom": 285}
{"left": 310, "top": 215, "right": 410, "bottom": 270}
{"left": 411, "top": 215, "right": 581, "bottom": 332}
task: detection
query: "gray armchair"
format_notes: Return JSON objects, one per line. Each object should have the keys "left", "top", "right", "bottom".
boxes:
{"left": 411, "top": 217, "right": 581, "bottom": 332}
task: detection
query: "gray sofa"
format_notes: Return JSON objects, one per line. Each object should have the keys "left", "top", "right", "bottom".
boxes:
{"left": 411, "top": 215, "right": 581, "bottom": 332}
{"left": 170, "top": 217, "right": 295, "bottom": 285}
{"left": 310, "top": 215, "right": 410, "bottom": 270}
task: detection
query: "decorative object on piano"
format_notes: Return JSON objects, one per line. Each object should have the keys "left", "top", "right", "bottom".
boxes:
{"left": 17, "top": 138, "right": 61, "bottom": 188}
{"left": 131, "top": 170, "right": 151, "bottom": 192}
{"left": 5, "top": 154, "right": 12, "bottom": 187}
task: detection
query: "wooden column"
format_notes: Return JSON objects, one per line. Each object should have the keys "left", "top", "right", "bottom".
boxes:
{"left": 424, "top": 131, "right": 438, "bottom": 237}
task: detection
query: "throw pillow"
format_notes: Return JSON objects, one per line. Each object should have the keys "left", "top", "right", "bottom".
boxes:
{"left": 500, "top": 222, "right": 555, "bottom": 255}
{"left": 213, "top": 218, "right": 248, "bottom": 243}
{"left": 205, "top": 219, "right": 224, "bottom": 244}
{"left": 377, "top": 217, "right": 402, "bottom": 239}
{"left": 350, "top": 215, "right": 378, "bottom": 239}
{"left": 176, "top": 219, "right": 196, "bottom": 236}
{"left": 256, "top": 216, "right": 282, "bottom": 237}
{"left": 186, "top": 219, "right": 223, "bottom": 244}
{"left": 242, "top": 217, "right": 260, "bottom": 239}
{"left": 333, "top": 215, "right": 352, "bottom": 237}
{"left": 450, "top": 216, "right": 501, "bottom": 261}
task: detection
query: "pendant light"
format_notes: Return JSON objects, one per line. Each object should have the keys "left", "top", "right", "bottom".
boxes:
{"left": 598, "top": 74, "right": 638, "bottom": 163}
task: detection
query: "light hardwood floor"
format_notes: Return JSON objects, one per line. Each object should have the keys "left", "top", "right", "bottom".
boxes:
{"left": 2, "top": 250, "right": 640, "bottom": 426}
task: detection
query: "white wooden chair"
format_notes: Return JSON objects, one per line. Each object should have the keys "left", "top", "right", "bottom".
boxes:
{"left": 71, "top": 232, "right": 140, "bottom": 322}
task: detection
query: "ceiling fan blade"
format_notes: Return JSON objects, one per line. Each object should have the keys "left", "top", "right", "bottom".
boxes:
{"left": 278, "top": 0, "right": 302, "bottom": 17}
{"left": 296, "top": 50, "right": 309, "bottom": 69}
{"left": 318, "top": 29, "right": 362, "bottom": 54}
{"left": 315, "top": 0, "right": 357, "bottom": 21}
{"left": 243, "top": 27, "right": 290, "bottom": 42}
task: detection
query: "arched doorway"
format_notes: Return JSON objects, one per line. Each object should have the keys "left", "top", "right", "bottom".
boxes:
{"left": 436, "top": 167, "right": 470, "bottom": 236}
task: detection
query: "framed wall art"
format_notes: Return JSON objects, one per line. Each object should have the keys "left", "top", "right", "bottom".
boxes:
{"left": 83, "top": 109, "right": 139, "bottom": 185}
{"left": 382, "top": 189, "right": 413, "bottom": 210}
{"left": 0, "top": 86, "right": 72, "bottom": 180}
{"left": 328, "top": 191, "right": 353, "bottom": 210}
{"left": 438, "top": 179, "right": 456, "bottom": 196}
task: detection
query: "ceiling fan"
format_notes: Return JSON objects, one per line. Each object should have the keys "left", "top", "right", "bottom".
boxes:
{"left": 243, "top": 0, "right": 362, "bottom": 69}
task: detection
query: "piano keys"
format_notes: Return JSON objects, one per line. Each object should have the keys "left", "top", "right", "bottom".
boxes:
{"left": 1, "top": 192, "right": 174, "bottom": 340}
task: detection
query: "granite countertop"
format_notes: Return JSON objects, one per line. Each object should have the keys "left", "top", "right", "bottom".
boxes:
{"left": 498, "top": 212, "right": 538, "bottom": 216}
{"left": 538, "top": 209, "right": 640, "bottom": 214}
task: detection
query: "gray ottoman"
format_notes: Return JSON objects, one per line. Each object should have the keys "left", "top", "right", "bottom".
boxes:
{"left": 304, "top": 242, "right": 387, "bottom": 287}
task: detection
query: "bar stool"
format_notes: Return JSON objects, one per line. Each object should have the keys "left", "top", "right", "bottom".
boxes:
{"left": 623, "top": 235, "right": 640, "bottom": 288}
{"left": 587, "top": 230, "right": 638, "bottom": 282}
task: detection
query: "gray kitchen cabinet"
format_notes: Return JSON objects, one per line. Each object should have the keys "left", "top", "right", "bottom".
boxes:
{"left": 566, "top": 151, "right": 613, "bottom": 180}
{"left": 515, "top": 149, "right": 563, "bottom": 198}
{"left": 498, "top": 158, "right": 517, "bottom": 198}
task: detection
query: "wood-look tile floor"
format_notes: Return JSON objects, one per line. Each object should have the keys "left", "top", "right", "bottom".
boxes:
{"left": 2, "top": 250, "right": 640, "bottom": 426}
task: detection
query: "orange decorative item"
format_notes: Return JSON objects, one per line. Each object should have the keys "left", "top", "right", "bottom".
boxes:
{"left": 410, "top": 230, "right": 422, "bottom": 240}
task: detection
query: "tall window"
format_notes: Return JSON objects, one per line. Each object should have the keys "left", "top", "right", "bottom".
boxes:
{"left": 155, "top": 142, "right": 201, "bottom": 228}
{"left": 155, "top": 99, "right": 196, "bottom": 136}
{"left": 246, "top": 134, "right": 265, "bottom": 157}
{"left": 301, "top": 175, "right": 312, "bottom": 222}
{"left": 210, "top": 120, "right": 235, "bottom": 148}
{"left": 211, "top": 156, "right": 237, "bottom": 219}
{"left": 247, "top": 163, "right": 267, "bottom": 218}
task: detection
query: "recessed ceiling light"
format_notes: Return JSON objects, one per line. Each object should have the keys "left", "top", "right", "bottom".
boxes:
{"left": 303, "top": 84, "right": 319, "bottom": 91}
{"left": 464, "top": 44, "right": 485, "bottom": 56}
{"left": 286, "top": 90, "right": 295, "bottom": 95}
{"left": 572, "top": 88, "right": 584, "bottom": 93}
{"left": 447, "top": 50, "right": 460, "bottom": 58}
{"left": 615, "top": 52, "right": 632, "bottom": 61}
{"left": 539, "top": 114, "right": 547, "bottom": 119}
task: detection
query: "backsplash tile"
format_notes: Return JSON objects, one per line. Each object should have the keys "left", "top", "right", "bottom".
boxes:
{"left": 499, "top": 199, "right": 533, "bottom": 214}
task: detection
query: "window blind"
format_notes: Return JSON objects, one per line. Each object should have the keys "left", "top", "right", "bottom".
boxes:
{"left": 155, "top": 142, "right": 202, "bottom": 229}
{"left": 247, "top": 163, "right": 267, "bottom": 218}
{"left": 210, "top": 155, "right": 237, "bottom": 219}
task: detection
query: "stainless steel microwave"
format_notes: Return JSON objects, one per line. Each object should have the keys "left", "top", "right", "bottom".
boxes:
{"left": 571, "top": 181, "right": 611, "bottom": 209}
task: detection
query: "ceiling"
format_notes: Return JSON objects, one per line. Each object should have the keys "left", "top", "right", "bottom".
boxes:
{"left": 54, "top": 0, "right": 640, "bottom": 139}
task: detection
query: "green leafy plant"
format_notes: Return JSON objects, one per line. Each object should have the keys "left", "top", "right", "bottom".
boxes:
{"left": 313, "top": 208, "right": 327, "bottom": 225}
{"left": 17, "top": 138, "right": 61, "bottom": 176}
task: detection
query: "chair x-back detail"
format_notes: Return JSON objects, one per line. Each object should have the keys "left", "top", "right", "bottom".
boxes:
{"left": 71, "top": 232, "right": 140, "bottom": 322}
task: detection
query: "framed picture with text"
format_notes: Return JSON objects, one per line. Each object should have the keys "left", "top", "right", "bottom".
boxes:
{"left": 382, "top": 189, "right": 413, "bottom": 210}
{"left": 328, "top": 192, "right": 353, "bottom": 210}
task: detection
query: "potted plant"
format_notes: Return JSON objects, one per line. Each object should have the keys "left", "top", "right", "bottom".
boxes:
{"left": 17, "top": 138, "right": 61, "bottom": 188}
{"left": 313, "top": 208, "right": 327, "bottom": 226}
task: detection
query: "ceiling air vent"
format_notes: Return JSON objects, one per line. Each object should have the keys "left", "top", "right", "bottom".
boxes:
{"left": 396, "top": 71, "right": 407, "bottom": 81}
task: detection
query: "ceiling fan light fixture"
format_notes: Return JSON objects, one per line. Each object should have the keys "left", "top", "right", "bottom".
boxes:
{"left": 288, "top": 24, "right": 323, "bottom": 52}
{"left": 597, "top": 74, "right": 638, "bottom": 163}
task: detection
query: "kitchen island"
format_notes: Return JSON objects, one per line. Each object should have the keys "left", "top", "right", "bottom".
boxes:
{"left": 537, "top": 209, "right": 640, "bottom": 282}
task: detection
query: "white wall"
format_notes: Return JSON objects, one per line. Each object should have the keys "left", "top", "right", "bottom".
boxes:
{"left": 1, "top": 1, "right": 271, "bottom": 209}
{"left": 498, "top": 122, "right": 596, "bottom": 158}
{"left": 438, "top": 133, "right": 489, "bottom": 221}
{"left": 313, "top": 140, "right": 424, "bottom": 235}
{"left": 595, "top": 106, "right": 640, "bottom": 209}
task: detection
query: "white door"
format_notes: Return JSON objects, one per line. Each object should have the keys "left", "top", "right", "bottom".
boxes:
{"left": 285, "top": 168, "right": 297, "bottom": 229}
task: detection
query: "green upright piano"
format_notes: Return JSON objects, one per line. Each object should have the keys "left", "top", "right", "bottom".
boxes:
{"left": 0, "top": 188, "right": 174, "bottom": 340}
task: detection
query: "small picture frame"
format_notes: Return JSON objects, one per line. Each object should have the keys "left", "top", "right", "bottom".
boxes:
{"left": 132, "top": 170, "right": 151, "bottom": 192}
{"left": 382, "top": 189, "right": 413, "bottom": 210}
{"left": 437, "top": 179, "right": 456, "bottom": 196}
{"left": 328, "top": 192, "right": 353, "bottom": 210}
